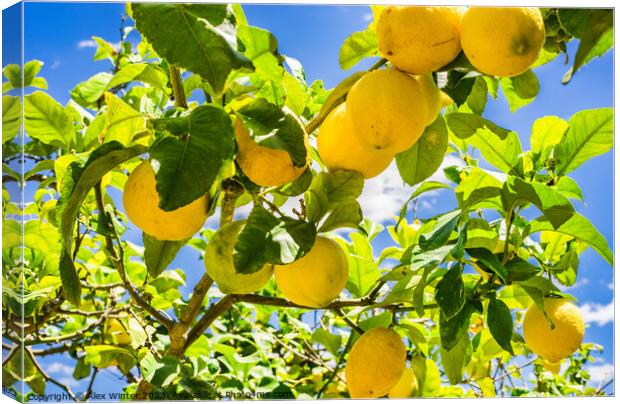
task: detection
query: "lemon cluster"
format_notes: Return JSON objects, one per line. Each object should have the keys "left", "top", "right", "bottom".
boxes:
{"left": 318, "top": 71, "right": 442, "bottom": 179}
{"left": 377, "top": 6, "right": 545, "bottom": 78}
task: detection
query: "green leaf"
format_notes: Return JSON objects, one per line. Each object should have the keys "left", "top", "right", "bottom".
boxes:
{"left": 487, "top": 298, "right": 514, "bottom": 354}
{"left": 150, "top": 105, "right": 234, "bottom": 211}
{"left": 2, "top": 95, "right": 21, "bottom": 143}
{"left": 24, "top": 91, "right": 75, "bottom": 147}
{"left": 57, "top": 142, "right": 147, "bottom": 270}
{"left": 446, "top": 112, "right": 510, "bottom": 140}
{"left": 70, "top": 72, "right": 113, "bottom": 106}
{"left": 345, "top": 252, "right": 380, "bottom": 298}
{"left": 466, "top": 248, "right": 507, "bottom": 283}
{"left": 107, "top": 63, "right": 170, "bottom": 93}
{"left": 465, "top": 219, "right": 498, "bottom": 251}
{"left": 282, "top": 71, "right": 306, "bottom": 116}
{"left": 396, "top": 115, "right": 449, "bottom": 186}
{"left": 530, "top": 116, "right": 569, "bottom": 169}
{"left": 528, "top": 213, "right": 612, "bottom": 265}
{"left": 73, "top": 358, "right": 92, "bottom": 381}
{"left": 440, "top": 334, "right": 470, "bottom": 385}
{"left": 311, "top": 328, "right": 342, "bottom": 356}
{"left": 305, "top": 170, "right": 364, "bottom": 227}
{"left": 140, "top": 354, "right": 180, "bottom": 387}
{"left": 554, "top": 108, "right": 613, "bottom": 175}
{"left": 237, "top": 25, "right": 282, "bottom": 82}
{"left": 562, "top": 10, "right": 613, "bottom": 84}
{"left": 553, "top": 176, "right": 584, "bottom": 201}
{"left": 318, "top": 200, "right": 363, "bottom": 232}
{"left": 516, "top": 276, "right": 559, "bottom": 311}
{"left": 339, "top": 28, "right": 378, "bottom": 70}
{"left": 455, "top": 167, "right": 502, "bottom": 211}
{"left": 359, "top": 311, "right": 393, "bottom": 331}
{"left": 3, "top": 60, "right": 46, "bottom": 90}
{"left": 467, "top": 129, "right": 522, "bottom": 176}
{"left": 233, "top": 206, "right": 317, "bottom": 274}
{"left": 505, "top": 258, "right": 540, "bottom": 283}
{"left": 143, "top": 234, "right": 188, "bottom": 278}
{"left": 103, "top": 92, "right": 147, "bottom": 146}
{"left": 59, "top": 248, "right": 81, "bottom": 307}
{"left": 440, "top": 303, "right": 474, "bottom": 351}
{"left": 84, "top": 345, "right": 137, "bottom": 374}
{"left": 500, "top": 70, "right": 539, "bottom": 112}
{"left": 131, "top": 3, "right": 253, "bottom": 94}
{"left": 396, "top": 181, "right": 451, "bottom": 230}
{"left": 435, "top": 266, "right": 465, "bottom": 320}
{"left": 235, "top": 98, "right": 307, "bottom": 166}
{"left": 419, "top": 210, "right": 461, "bottom": 251}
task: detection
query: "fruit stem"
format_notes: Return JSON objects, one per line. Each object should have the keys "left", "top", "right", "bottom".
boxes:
{"left": 220, "top": 179, "right": 244, "bottom": 226}
{"left": 169, "top": 64, "right": 188, "bottom": 109}
{"left": 334, "top": 308, "right": 365, "bottom": 335}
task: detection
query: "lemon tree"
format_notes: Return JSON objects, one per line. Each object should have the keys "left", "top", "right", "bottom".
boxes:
{"left": 2, "top": 4, "right": 614, "bottom": 401}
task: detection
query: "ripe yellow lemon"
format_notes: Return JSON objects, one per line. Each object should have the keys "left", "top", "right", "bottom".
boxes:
{"left": 317, "top": 103, "right": 394, "bottom": 179}
{"left": 274, "top": 236, "right": 348, "bottom": 308}
{"left": 346, "top": 69, "right": 430, "bottom": 154}
{"left": 461, "top": 7, "right": 545, "bottom": 77}
{"left": 388, "top": 367, "right": 418, "bottom": 398}
{"left": 440, "top": 91, "right": 454, "bottom": 108}
{"left": 413, "top": 74, "right": 442, "bottom": 125}
{"left": 123, "top": 160, "right": 209, "bottom": 241}
{"left": 205, "top": 221, "right": 274, "bottom": 294}
{"left": 522, "top": 297, "right": 585, "bottom": 363}
{"left": 377, "top": 6, "right": 465, "bottom": 75}
{"left": 542, "top": 359, "right": 562, "bottom": 375}
{"left": 106, "top": 318, "right": 131, "bottom": 346}
{"left": 234, "top": 118, "right": 308, "bottom": 187}
{"left": 345, "top": 327, "right": 407, "bottom": 398}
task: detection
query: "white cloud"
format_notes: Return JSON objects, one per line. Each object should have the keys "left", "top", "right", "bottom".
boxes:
{"left": 358, "top": 154, "right": 463, "bottom": 224}
{"left": 362, "top": 12, "right": 373, "bottom": 22}
{"left": 77, "top": 39, "right": 98, "bottom": 49}
{"left": 77, "top": 39, "right": 120, "bottom": 50}
{"left": 47, "top": 362, "right": 74, "bottom": 375}
{"left": 579, "top": 301, "right": 614, "bottom": 327}
{"left": 50, "top": 60, "right": 61, "bottom": 69}
{"left": 586, "top": 363, "right": 614, "bottom": 383}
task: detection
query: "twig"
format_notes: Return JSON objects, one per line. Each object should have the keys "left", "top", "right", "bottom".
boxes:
{"left": 82, "top": 368, "right": 99, "bottom": 401}
{"left": 80, "top": 281, "right": 124, "bottom": 290}
{"left": 94, "top": 181, "right": 174, "bottom": 330}
{"left": 334, "top": 308, "right": 364, "bottom": 335}
{"left": 26, "top": 348, "right": 78, "bottom": 401}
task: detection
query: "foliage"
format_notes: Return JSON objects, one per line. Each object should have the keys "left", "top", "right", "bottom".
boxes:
{"left": 2, "top": 4, "right": 613, "bottom": 401}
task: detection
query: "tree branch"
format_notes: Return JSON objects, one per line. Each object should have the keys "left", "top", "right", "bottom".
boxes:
{"left": 183, "top": 295, "right": 236, "bottom": 350}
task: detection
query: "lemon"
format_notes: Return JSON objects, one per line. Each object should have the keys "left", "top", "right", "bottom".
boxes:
{"left": 523, "top": 297, "right": 585, "bottom": 363}
{"left": 123, "top": 160, "right": 209, "bottom": 241}
{"left": 234, "top": 118, "right": 308, "bottom": 187}
{"left": 414, "top": 74, "right": 442, "bottom": 125}
{"left": 345, "top": 327, "right": 407, "bottom": 398}
{"left": 346, "top": 69, "right": 431, "bottom": 154}
{"left": 542, "top": 359, "right": 562, "bottom": 375}
{"left": 317, "top": 103, "right": 394, "bottom": 179}
{"left": 461, "top": 7, "right": 545, "bottom": 77}
{"left": 440, "top": 91, "right": 454, "bottom": 108}
{"left": 274, "top": 236, "right": 348, "bottom": 308}
{"left": 377, "top": 6, "right": 465, "bottom": 74}
{"left": 106, "top": 318, "right": 131, "bottom": 346}
{"left": 388, "top": 367, "right": 418, "bottom": 398}
{"left": 205, "top": 221, "right": 274, "bottom": 294}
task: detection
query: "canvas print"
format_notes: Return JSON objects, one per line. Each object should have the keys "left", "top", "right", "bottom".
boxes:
{"left": 2, "top": 2, "right": 614, "bottom": 401}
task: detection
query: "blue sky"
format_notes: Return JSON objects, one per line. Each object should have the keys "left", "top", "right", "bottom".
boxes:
{"left": 5, "top": 2, "right": 614, "bottom": 397}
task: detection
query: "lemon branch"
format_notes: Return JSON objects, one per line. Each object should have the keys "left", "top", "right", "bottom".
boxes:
{"left": 94, "top": 181, "right": 174, "bottom": 330}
